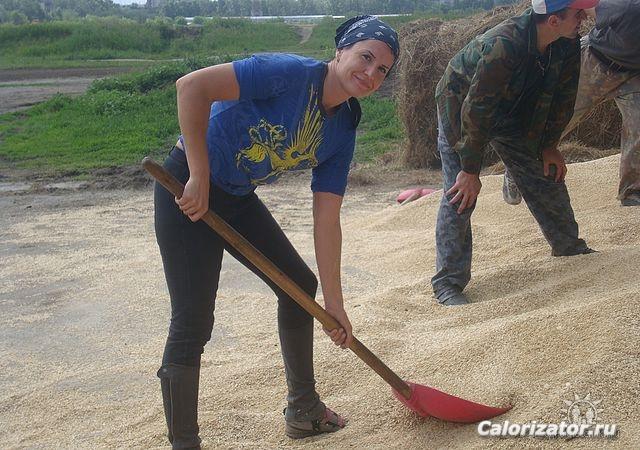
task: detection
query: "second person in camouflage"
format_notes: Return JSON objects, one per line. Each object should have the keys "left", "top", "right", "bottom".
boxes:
{"left": 504, "top": 0, "right": 640, "bottom": 206}
{"left": 432, "top": 0, "right": 598, "bottom": 306}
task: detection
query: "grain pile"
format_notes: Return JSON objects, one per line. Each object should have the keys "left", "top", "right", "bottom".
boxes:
{"left": 397, "top": 3, "right": 622, "bottom": 169}
{"left": 0, "top": 154, "right": 638, "bottom": 448}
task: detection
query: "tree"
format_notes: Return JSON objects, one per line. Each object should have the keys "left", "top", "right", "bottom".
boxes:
{"left": 217, "top": 0, "right": 229, "bottom": 16}
{"left": 9, "top": 10, "right": 28, "bottom": 24}
{"left": 0, "top": 0, "right": 45, "bottom": 21}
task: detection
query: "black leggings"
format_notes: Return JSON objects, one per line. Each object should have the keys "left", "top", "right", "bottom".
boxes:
{"left": 154, "top": 148, "right": 317, "bottom": 367}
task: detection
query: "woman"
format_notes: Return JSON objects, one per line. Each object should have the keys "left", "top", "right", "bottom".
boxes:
{"left": 154, "top": 15, "right": 398, "bottom": 448}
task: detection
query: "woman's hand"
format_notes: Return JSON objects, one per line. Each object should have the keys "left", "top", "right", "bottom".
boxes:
{"left": 447, "top": 170, "right": 482, "bottom": 214}
{"left": 541, "top": 147, "right": 567, "bottom": 182}
{"left": 176, "top": 175, "right": 209, "bottom": 222}
{"left": 323, "top": 305, "right": 353, "bottom": 350}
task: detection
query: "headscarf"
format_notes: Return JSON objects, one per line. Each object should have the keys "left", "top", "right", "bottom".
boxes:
{"left": 335, "top": 15, "right": 400, "bottom": 62}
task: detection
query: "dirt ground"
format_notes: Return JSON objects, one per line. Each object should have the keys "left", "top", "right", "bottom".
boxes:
{"left": 1, "top": 154, "right": 639, "bottom": 449}
{"left": 0, "top": 67, "right": 137, "bottom": 114}
{"left": 0, "top": 170, "right": 427, "bottom": 448}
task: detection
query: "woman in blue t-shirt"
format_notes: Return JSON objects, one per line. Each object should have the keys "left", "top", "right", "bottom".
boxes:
{"left": 154, "top": 16, "right": 398, "bottom": 446}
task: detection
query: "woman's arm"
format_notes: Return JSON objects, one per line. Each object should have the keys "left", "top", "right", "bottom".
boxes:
{"left": 313, "top": 191, "right": 353, "bottom": 349}
{"left": 174, "top": 63, "right": 240, "bottom": 221}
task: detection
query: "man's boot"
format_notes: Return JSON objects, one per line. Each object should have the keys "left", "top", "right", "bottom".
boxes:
{"left": 434, "top": 286, "right": 469, "bottom": 306}
{"left": 621, "top": 192, "right": 640, "bottom": 206}
{"left": 157, "top": 364, "right": 202, "bottom": 450}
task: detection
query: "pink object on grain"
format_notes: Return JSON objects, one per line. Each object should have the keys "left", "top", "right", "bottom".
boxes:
{"left": 396, "top": 188, "right": 438, "bottom": 203}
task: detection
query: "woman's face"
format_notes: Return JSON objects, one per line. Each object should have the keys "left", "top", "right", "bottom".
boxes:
{"left": 334, "top": 39, "right": 395, "bottom": 98}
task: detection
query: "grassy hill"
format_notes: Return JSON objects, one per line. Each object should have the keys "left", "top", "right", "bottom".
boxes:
{"left": 0, "top": 13, "right": 468, "bottom": 69}
{"left": 0, "top": 17, "right": 304, "bottom": 68}
{"left": 1, "top": 14, "right": 466, "bottom": 176}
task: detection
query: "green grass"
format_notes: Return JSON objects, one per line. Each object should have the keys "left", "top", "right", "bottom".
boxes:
{"left": 169, "top": 18, "right": 300, "bottom": 55}
{"left": 0, "top": 90, "right": 177, "bottom": 173}
{"left": 297, "top": 17, "right": 340, "bottom": 58}
{"left": 356, "top": 94, "right": 404, "bottom": 163}
{"left": 0, "top": 19, "right": 168, "bottom": 64}
{"left": 0, "top": 58, "right": 223, "bottom": 174}
{"left": 0, "top": 82, "right": 62, "bottom": 88}
{"left": 0, "top": 17, "right": 302, "bottom": 69}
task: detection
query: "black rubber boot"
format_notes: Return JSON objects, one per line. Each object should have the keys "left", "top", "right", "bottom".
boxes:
{"left": 279, "top": 321, "right": 324, "bottom": 423}
{"left": 157, "top": 364, "right": 202, "bottom": 450}
{"left": 552, "top": 246, "right": 597, "bottom": 257}
{"left": 621, "top": 192, "right": 640, "bottom": 206}
{"left": 435, "top": 286, "right": 469, "bottom": 306}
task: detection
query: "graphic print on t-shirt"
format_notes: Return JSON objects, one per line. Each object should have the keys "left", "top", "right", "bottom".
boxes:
{"left": 235, "top": 87, "right": 323, "bottom": 185}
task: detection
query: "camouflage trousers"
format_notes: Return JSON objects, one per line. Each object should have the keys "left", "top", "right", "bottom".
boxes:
{"left": 563, "top": 38, "right": 640, "bottom": 200}
{"left": 431, "top": 115, "right": 590, "bottom": 295}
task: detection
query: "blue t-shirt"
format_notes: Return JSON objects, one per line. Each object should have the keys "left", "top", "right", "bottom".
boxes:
{"left": 181, "top": 53, "right": 359, "bottom": 196}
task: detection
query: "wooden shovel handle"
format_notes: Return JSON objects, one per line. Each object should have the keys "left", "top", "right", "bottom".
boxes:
{"left": 143, "top": 157, "right": 412, "bottom": 399}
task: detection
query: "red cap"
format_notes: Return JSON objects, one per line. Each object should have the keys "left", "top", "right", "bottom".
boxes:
{"left": 568, "top": 0, "right": 599, "bottom": 9}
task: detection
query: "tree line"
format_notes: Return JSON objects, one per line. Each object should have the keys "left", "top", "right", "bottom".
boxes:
{"left": 0, "top": 0, "right": 517, "bottom": 24}
{"left": 155, "top": 0, "right": 509, "bottom": 17}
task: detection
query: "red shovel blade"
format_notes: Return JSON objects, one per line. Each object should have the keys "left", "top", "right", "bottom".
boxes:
{"left": 393, "top": 381, "right": 511, "bottom": 423}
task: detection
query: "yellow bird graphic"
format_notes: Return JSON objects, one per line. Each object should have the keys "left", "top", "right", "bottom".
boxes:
{"left": 236, "top": 87, "right": 324, "bottom": 185}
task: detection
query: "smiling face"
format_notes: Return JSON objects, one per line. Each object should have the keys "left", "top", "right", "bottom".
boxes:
{"left": 333, "top": 39, "right": 396, "bottom": 98}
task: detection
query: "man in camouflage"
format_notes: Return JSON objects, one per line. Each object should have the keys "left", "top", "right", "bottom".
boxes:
{"left": 504, "top": 0, "right": 640, "bottom": 206}
{"left": 432, "top": 0, "right": 598, "bottom": 306}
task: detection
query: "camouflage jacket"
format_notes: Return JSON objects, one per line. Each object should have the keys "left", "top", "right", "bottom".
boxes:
{"left": 435, "top": 8, "right": 581, "bottom": 174}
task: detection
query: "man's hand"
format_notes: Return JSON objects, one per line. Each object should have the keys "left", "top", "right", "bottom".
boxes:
{"left": 176, "top": 175, "right": 210, "bottom": 221}
{"left": 323, "top": 305, "right": 353, "bottom": 350}
{"left": 447, "top": 170, "right": 482, "bottom": 214}
{"left": 542, "top": 147, "right": 567, "bottom": 182}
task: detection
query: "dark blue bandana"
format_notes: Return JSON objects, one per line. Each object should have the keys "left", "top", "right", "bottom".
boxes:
{"left": 335, "top": 15, "right": 400, "bottom": 62}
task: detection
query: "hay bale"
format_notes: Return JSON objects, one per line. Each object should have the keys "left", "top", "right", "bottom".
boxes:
{"left": 396, "top": 18, "right": 445, "bottom": 169}
{"left": 397, "top": 3, "right": 622, "bottom": 169}
{"left": 566, "top": 99, "right": 622, "bottom": 148}
{"left": 397, "top": 4, "right": 527, "bottom": 169}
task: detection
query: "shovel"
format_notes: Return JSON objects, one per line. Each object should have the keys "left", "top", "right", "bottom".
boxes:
{"left": 143, "top": 157, "right": 511, "bottom": 423}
